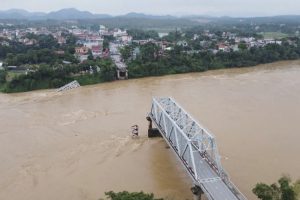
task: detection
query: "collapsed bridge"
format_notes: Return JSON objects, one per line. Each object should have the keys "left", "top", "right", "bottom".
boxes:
{"left": 147, "top": 97, "right": 247, "bottom": 200}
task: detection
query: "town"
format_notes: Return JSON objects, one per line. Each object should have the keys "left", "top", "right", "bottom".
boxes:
{"left": 1, "top": 20, "right": 300, "bottom": 92}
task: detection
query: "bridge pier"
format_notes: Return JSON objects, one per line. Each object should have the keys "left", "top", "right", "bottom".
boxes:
{"left": 146, "top": 116, "right": 162, "bottom": 138}
{"left": 191, "top": 185, "right": 203, "bottom": 200}
{"left": 116, "top": 68, "right": 128, "bottom": 80}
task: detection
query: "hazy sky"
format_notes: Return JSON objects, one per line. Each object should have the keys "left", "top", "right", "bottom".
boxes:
{"left": 1, "top": 0, "right": 299, "bottom": 17}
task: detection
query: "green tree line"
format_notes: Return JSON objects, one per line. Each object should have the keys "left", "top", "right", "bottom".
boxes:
{"left": 1, "top": 59, "right": 116, "bottom": 93}
{"left": 125, "top": 41, "right": 300, "bottom": 79}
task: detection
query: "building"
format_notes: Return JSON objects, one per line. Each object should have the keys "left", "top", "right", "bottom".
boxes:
{"left": 1, "top": 41, "right": 9, "bottom": 46}
{"left": 120, "top": 35, "right": 133, "bottom": 44}
{"left": 99, "top": 25, "right": 109, "bottom": 35}
{"left": 113, "top": 29, "right": 127, "bottom": 38}
{"left": 218, "top": 44, "right": 230, "bottom": 52}
{"left": 91, "top": 45, "right": 102, "bottom": 57}
{"left": 20, "top": 38, "right": 37, "bottom": 46}
{"left": 177, "top": 40, "right": 188, "bottom": 47}
{"left": 77, "top": 55, "right": 88, "bottom": 62}
{"left": 84, "top": 36, "right": 103, "bottom": 48}
{"left": 75, "top": 46, "right": 89, "bottom": 55}
{"left": 57, "top": 37, "right": 66, "bottom": 45}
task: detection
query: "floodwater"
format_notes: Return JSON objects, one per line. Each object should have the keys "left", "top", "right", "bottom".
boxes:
{"left": 1, "top": 60, "right": 300, "bottom": 200}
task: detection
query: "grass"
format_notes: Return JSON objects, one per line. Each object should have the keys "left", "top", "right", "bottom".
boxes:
{"left": 260, "top": 32, "right": 289, "bottom": 39}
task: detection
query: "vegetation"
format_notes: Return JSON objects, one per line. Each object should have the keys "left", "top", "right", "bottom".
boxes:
{"left": 261, "top": 32, "right": 290, "bottom": 39}
{"left": 125, "top": 39, "right": 300, "bottom": 79}
{"left": 1, "top": 59, "right": 116, "bottom": 93}
{"left": 78, "top": 18, "right": 199, "bottom": 30}
{"left": 253, "top": 176, "right": 300, "bottom": 200}
{"left": 102, "top": 191, "right": 163, "bottom": 200}
{"left": 0, "top": 70, "right": 6, "bottom": 84}
{"left": 127, "top": 29, "right": 159, "bottom": 40}
{"left": 0, "top": 34, "right": 78, "bottom": 65}
{"left": 0, "top": 31, "right": 118, "bottom": 93}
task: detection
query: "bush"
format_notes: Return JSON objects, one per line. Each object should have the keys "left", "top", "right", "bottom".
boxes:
{"left": 103, "top": 191, "right": 164, "bottom": 200}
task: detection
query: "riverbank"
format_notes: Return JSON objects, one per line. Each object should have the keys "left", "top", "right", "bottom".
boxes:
{"left": 1, "top": 59, "right": 300, "bottom": 94}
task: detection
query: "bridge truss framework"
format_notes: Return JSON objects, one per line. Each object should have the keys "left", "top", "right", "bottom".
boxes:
{"left": 148, "top": 97, "right": 247, "bottom": 200}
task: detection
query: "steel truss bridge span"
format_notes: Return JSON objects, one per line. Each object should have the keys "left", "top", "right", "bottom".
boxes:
{"left": 148, "top": 97, "right": 247, "bottom": 200}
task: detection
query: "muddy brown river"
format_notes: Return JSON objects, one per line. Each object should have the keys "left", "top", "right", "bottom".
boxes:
{"left": 1, "top": 60, "right": 300, "bottom": 200}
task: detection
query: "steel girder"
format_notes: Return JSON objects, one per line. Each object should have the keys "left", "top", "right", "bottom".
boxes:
{"left": 149, "top": 97, "right": 247, "bottom": 200}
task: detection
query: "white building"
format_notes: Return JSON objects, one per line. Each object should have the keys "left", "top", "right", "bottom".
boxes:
{"left": 113, "top": 29, "right": 127, "bottom": 38}
{"left": 120, "top": 35, "right": 133, "bottom": 43}
{"left": 84, "top": 37, "right": 104, "bottom": 49}
{"left": 99, "top": 25, "right": 109, "bottom": 35}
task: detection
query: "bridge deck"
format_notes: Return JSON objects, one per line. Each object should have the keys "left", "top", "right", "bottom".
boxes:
{"left": 149, "top": 97, "right": 247, "bottom": 200}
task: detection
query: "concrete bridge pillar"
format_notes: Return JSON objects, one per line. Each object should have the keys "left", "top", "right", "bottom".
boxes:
{"left": 146, "top": 116, "right": 162, "bottom": 138}
{"left": 191, "top": 185, "right": 203, "bottom": 200}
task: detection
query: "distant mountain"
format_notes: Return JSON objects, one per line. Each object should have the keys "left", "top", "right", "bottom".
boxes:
{"left": 210, "top": 15, "right": 300, "bottom": 25}
{"left": 0, "top": 9, "right": 45, "bottom": 19}
{"left": 0, "top": 9, "right": 177, "bottom": 20}
{"left": 0, "top": 8, "right": 112, "bottom": 20}
{"left": 121, "top": 12, "right": 176, "bottom": 19}
{"left": 94, "top": 14, "right": 113, "bottom": 19}
{"left": 0, "top": 8, "right": 300, "bottom": 24}
{"left": 47, "top": 8, "right": 94, "bottom": 19}
{"left": 47, "top": 8, "right": 111, "bottom": 19}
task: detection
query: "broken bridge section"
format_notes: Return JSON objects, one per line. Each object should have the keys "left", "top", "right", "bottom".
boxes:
{"left": 57, "top": 80, "right": 80, "bottom": 92}
{"left": 148, "top": 97, "right": 247, "bottom": 200}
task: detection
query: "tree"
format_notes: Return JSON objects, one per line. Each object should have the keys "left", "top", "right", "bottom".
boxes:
{"left": 100, "top": 60, "right": 116, "bottom": 81}
{"left": 279, "top": 177, "right": 296, "bottom": 200}
{"left": 253, "top": 176, "right": 299, "bottom": 200}
{"left": 127, "top": 29, "right": 159, "bottom": 40}
{"left": 139, "top": 43, "right": 160, "bottom": 63}
{"left": 120, "top": 45, "right": 133, "bottom": 61}
{"left": 238, "top": 42, "right": 247, "bottom": 50}
{"left": 37, "top": 34, "right": 58, "bottom": 49}
{"left": 88, "top": 50, "right": 94, "bottom": 60}
{"left": 103, "top": 191, "right": 163, "bottom": 200}
{"left": 0, "top": 70, "right": 6, "bottom": 84}
{"left": 65, "top": 33, "right": 77, "bottom": 45}
{"left": 295, "top": 180, "right": 300, "bottom": 200}
{"left": 253, "top": 183, "right": 280, "bottom": 200}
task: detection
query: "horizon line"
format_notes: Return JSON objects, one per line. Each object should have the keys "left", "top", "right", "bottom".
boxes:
{"left": 0, "top": 8, "right": 300, "bottom": 18}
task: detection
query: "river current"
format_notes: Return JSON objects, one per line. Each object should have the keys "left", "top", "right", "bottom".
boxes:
{"left": 1, "top": 60, "right": 300, "bottom": 200}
